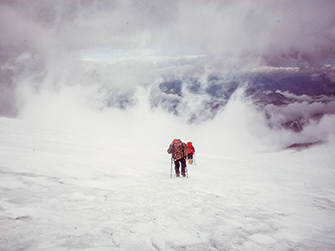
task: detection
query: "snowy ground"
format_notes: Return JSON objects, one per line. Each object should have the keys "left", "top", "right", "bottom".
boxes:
{"left": 1, "top": 116, "right": 335, "bottom": 251}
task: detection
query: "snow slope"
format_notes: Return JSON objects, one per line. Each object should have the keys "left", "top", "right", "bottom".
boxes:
{"left": 1, "top": 116, "right": 335, "bottom": 251}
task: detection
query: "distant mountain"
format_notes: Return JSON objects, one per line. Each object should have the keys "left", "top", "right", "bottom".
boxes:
{"left": 245, "top": 66, "right": 335, "bottom": 132}
{"left": 154, "top": 66, "right": 335, "bottom": 132}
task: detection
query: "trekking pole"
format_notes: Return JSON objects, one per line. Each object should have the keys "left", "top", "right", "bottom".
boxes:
{"left": 184, "top": 157, "right": 189, "bottom": 178}
{"left": 194, "top": 154, "right": 197, "bottom": 165}
{"left": 170, "top": 156, "right": 173, "bottom": 178}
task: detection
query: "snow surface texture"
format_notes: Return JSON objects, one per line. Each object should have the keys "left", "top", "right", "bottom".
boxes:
{"left": 1, "top": 115, "right": 335, "bottom": 251}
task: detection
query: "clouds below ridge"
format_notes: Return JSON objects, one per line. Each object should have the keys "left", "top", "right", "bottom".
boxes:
{"left": 0, "top": 0, "right": 334, "bottom": 150}
{"left": 1, "top": 0, "right": 335, "bottom": 128}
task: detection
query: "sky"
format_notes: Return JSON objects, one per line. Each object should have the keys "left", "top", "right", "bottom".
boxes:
{"left": 1, "top": 0, "right": 335, "bottom": 65}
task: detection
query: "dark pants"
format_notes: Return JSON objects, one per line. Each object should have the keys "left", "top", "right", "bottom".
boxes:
{"left": 187, "top": 153, "right": 193, "bottom": 160}
{"left": 175, "top": 157, "right": 186, "bottom": 175}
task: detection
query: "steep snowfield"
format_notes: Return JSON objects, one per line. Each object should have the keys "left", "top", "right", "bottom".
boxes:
{"left": 1, "top": 117, "right": 335, "bottom": 251}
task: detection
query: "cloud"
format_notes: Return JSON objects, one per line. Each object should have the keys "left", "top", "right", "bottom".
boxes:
{"left": 1, "top": 0, "right": 335, "bottom": 148}
{"left": 2, "top": 0, "right": 335, "bottom": 66}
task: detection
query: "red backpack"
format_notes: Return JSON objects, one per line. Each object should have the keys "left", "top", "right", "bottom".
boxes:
{"left": 187, "top": 142, "right": 195, "bottom": 153}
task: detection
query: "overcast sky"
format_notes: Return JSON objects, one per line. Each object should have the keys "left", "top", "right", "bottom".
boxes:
{"left": 1, "top": 0, "right": 335, "bottom": 68}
